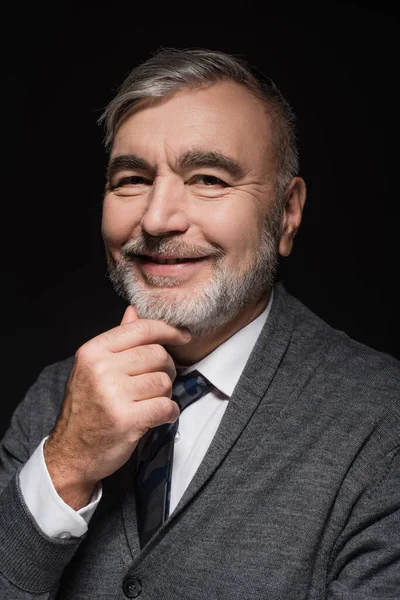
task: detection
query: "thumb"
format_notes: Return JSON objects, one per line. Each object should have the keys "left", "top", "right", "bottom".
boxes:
{"left": 120, "top": 305, "right": 139, "bottom": 325}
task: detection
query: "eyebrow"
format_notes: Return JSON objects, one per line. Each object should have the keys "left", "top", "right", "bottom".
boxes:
{"left": 107, "top": 155, "right": 154, "bottom": 182}
{"left": 107, "top": 149, "right": 245, "bottom": 182}
{"left": 177, "top": 149, "right": 245, "bottom": 179}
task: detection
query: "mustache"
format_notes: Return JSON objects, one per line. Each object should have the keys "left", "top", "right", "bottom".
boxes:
{"left": 120, "top": 234, "right": 225, "bottom": 261}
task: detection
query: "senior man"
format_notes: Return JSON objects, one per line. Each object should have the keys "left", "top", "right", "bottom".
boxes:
{"left": 1, "top": 48, "right": 399, "bottom": 600}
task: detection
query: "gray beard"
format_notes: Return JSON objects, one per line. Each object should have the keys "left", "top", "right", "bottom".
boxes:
{"left": 106, "top": 206, "right": 282, "bottom": 336}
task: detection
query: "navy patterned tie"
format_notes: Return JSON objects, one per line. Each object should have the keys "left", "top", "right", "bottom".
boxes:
{"left": 135, "top": 370, "right": 213, "bottom": 548}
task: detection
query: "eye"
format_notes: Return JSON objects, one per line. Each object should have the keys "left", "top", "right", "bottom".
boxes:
{"left": 191, "top": 174, "right": 228, "bottom": 188}
{"left": 111, "top": 175, "right": 151, "bottom": 189}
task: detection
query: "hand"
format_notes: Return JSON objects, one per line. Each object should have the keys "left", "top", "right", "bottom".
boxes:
{"left": 43, "top": 306, "right": 191, "bottom": 509}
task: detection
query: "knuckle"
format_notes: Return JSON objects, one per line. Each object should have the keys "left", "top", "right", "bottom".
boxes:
{"left": 161, "top": 397, "right": 179, "bottom": 420}
{"left": 149, "top": 344, "right": 169, "bottom": 364}
{"left": 156, "top": 396, "right": 170, "bottom": 414}
{"left": 147, "top": 397, "right": 176, "bottom": 425}
{"left": 75, "top": 343, "right": 91, "bottom": 362}
{"left": 133, "top": 372, "right": 172, "bottom": 399}
{"left": 91, "top": 359, "right": 107, "bottom": 378}
{"left": 154, "top": 371, "right": 172, "bottom": 394}
{"left": 75, "top": 342, "right": 102, "bottom": 369}
{"left": 103, "top": 372, "right": 119, "bottom": 396}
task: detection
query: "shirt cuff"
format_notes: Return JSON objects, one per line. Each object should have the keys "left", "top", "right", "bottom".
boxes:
{"left": 19, "top": 437, "right": 102, "bottom": 539}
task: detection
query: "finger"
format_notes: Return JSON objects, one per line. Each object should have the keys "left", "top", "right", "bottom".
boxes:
{"left": 126, "top": 371, "right": 173, "bottom": 402}
{"left": 97, "top": 319, "right": 191, "bottom": 353}
{"left": 120, "top": 305, "right": 138, "bottom": 325}
{"left": 112, "top": 344, "right": 176, "bottom": 380}
{"left": 132, "top": 396, "right": 180, "bottom": 430}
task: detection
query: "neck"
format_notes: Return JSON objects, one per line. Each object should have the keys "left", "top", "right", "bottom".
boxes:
{"left": 166, "top": 291, "right": 271, "bottom": 366}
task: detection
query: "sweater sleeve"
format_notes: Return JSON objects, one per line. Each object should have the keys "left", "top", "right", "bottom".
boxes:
{"left": 0, "top": 362, "right": 85, "bottom": 598}
{"left": 327, "top": 446, "right": 400, "bottom": 600}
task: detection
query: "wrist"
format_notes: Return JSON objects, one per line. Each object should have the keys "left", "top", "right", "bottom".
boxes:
{"left": 43, "top": 438, "right": 98, "bottom": 510}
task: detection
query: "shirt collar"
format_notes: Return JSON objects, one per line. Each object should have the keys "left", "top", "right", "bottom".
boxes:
{"left": 178, "top": 289, "right": 274, "bottom": 398}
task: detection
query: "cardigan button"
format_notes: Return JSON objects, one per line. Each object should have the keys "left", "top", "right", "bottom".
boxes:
{"left": 123, "top": 576, "right": 142, "bottom": 598}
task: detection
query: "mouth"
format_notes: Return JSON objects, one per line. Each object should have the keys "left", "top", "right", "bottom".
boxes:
{"left": 138, "top": 254, "right": 206, "bottom": 265}
{"left": 130, "top": 253, "right": 211, "bottom": 279}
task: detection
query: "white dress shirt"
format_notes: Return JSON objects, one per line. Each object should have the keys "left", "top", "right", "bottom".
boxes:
{"left": 19, "top": 292, "right": 273, "bottom": 539}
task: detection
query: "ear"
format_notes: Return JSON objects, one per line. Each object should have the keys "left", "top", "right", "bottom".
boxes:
{"left": 278, "top": 177, "right": 306, "bottom": 257}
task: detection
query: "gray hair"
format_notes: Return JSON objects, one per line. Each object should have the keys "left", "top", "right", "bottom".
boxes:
{"left": 99, "top": 47, "right": 299, "bottom": 198}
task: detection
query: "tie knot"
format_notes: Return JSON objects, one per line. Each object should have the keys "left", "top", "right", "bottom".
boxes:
{"left": 171, "top": 370, "right": 213, "bottom": 412}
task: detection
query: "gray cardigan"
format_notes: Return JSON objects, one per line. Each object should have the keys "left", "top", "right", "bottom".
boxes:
{"left": 1, "top": 284, "right": 399, "bottom": 599}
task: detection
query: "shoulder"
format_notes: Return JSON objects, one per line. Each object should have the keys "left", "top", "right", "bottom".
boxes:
{"left": 295, "top": 295, "right": 398, "bottom": 386}
{"left": 279, "top": 286, "right": 400, "bottom": 425}
{"left": 282, "top": 285, "right": 399, "bottom": 375}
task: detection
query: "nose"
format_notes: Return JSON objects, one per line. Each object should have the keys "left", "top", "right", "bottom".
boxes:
{"left": 141, "top": 176, "right": 190, "bottom": 237}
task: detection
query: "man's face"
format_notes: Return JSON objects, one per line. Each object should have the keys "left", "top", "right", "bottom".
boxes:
{"left": 102, "top": 82, "right": 287, "bottom": 335}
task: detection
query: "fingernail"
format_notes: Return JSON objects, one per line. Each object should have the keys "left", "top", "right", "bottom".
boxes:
{"left": 181, "top": 328, "right": 192, "bottom": 339}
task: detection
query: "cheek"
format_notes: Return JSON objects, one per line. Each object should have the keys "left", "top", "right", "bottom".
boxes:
{"left": 101, "top": 197, "right": 141, "bottom": 250}
{"left": 200, "top": 205, "right": 262, "bottom": 260}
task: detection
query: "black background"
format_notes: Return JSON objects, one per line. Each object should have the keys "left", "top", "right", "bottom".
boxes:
{"left": 2, "top": 3, "right": 399, "bottom": 438}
